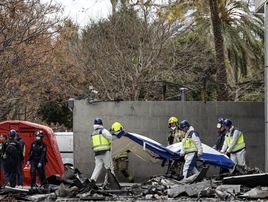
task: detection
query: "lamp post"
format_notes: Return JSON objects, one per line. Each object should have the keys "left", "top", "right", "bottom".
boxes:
{"left": 256, "top": 0, "right": 268, "bottom": 172}
{"left": 265, "top": 1, "right": 268, "bottom": 172}
{"left": 179, "top": 87, "right": 188, "bottom": 101}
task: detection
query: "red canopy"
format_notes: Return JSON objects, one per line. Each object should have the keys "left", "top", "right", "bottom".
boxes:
{"left": 0, "top": 120, "right": 64, "bottom": 183}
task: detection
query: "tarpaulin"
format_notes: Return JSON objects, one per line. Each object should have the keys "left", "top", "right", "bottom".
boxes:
{"left": 0, "top": 120, "right": 64, "bottom": 184}
{"left": 112, "top": 132, "right": 235, "bottom": 169}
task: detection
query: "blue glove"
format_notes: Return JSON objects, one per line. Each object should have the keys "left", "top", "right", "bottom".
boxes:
{"left": 37, "top": 163, "right": 42, "bottom": 168}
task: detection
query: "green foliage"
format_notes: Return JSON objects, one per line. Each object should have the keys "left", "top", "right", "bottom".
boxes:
{"left": 239, "top": 90, "right": 264, "bottom": 101}
{"left": 153, "top": 0, "right": 264, "bottom": 101}
{"left": 38, "top": 100, "right": 72, "bottom": 129}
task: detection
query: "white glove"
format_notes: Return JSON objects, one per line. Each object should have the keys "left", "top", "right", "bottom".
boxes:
{"left": 37, "top": 163, "right": 42, "bottom": 168}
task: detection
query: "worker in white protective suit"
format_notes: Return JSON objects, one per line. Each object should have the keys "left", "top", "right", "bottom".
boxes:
{"left": 90, "top": 117, "right": 115, "bottom": 188}
{"left": 179, "top": 120, "right": 203, "bottom": 181}
{"left": 221, "top": 119, "right": 246, "bottom": 168}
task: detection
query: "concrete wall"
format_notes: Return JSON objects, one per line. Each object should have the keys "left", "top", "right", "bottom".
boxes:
{"left": 73, "top": 100, "right": 264, "bottom": 181}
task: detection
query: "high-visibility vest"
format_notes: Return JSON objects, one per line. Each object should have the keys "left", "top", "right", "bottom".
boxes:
{"left": 91, "top": 129, "right": 111, "bottom": 152}
{"left": 182, "top": 131, "right": 198, "bottom": 153}
{"left": 169, "top": 129, "right": 184, "bottom": 144}
{"left": 226, "top": 129, "right": 245, "bottom": 152}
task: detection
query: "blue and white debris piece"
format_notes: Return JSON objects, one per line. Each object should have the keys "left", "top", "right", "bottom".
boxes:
{"left": 112, "top": 132, "right": 235, "bottom": 169}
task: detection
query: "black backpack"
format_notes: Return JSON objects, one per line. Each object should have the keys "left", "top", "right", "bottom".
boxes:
{"left": 5, "top": 142, "right": 19, "bottom": 166}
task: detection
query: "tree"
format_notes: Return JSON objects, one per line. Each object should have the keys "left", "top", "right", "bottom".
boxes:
{"left": 0, "top": 0, "right": 62, "bottom": 120}
{"left": 38, "top": 99, "right": 72, "bottom": 129}
{"left": 209, "top": 0, "right": 228, "bottom": 100}
{"left": 148, "top": 0, "right": 264, "bottom": 101}
{"left": 67, "top": 7, "right": 179, "bottom": 101}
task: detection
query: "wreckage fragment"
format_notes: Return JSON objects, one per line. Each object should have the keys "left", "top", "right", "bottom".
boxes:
{"left": 240, "top": 187, "right": 268, "bottom": 199}
{"left": 223, "top": 173, "right": 268, "bottom": 187}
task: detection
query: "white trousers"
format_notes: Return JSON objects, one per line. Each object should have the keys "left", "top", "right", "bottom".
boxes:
{"left": 183, "top": 152, "right": 199, "bottom": 179}
{"left": 90, "top": 150, "right": 115, "bottom": 184}
{"left": 230, "top": 149, "right": 246, "bottom": 167}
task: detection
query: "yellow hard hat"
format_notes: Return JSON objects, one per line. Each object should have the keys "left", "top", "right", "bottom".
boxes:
{"left": 168, "top": 116, "right": 178, "bottom": 124}
{"left": 111, "top": 122, "right": 123, "bottom": 133}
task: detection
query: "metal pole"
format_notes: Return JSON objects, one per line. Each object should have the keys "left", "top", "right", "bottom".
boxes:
{"left": 179, "top": 87, "right": 187, "bottom": 101}
{"left": 265, "top": 2, "right": 268, "bottom": 172}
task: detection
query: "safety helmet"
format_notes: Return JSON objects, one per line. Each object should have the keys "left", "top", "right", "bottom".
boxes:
{"left": 179, "top": 120, "right": 190, "bottom": 129}
{"left": 168, "top": 117, "right": 178, "bottom": 124}
{"left": 223, "top": 119, "right": 232, "bottom": 128}
{"left": 94, "top": 117, "right": 103, "bottom": 125}
{"left": 217, "top": 117, "right": 225, "bottom": 129}
{"left": 9, "top": 129, "right": 17, "bottom": 137}
{"left": 110, "top": 122, "right": 123, "bottom": 133}
{"left": 36, "top": 130, "right": 44, "bottom": 138}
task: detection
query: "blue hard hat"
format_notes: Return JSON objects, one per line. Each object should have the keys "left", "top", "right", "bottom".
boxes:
{"left": 179, "top": 120, "right": 190, "bottom": 129}
{"left": 9, "top": 129, "right": 17, "bottom": 137}
{"left": 223, "top": 119, "right": 232, "bottom": 128}
{"left": 94, "top": 117, "right": 103, "bottom": 125}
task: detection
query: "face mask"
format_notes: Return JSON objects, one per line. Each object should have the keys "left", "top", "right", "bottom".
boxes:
{"left": 171, "top": 126, "right": 176, "bottom": 130}
{"left": 36, "top": 136, "right": 41, "bottom": 140}
{"left": 217, "top": 123, "right": 222, "bottom": 129}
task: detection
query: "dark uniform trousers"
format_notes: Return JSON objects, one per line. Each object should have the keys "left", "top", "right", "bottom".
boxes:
{"left": 28, "top": 141, "right": 47, "bottom": 187}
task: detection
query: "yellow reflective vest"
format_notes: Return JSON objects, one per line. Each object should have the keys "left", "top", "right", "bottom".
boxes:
{"left": 226, "top": 130, "right": 245, "bottom": 153}
{"left": 169, "top": 128, "right": 184, "bottom": 144}
{"left": 182, "top": 131, "right": 198, "bottom": 153}
{"left": 91, "top": 129, "right": 111, "bottom": 152}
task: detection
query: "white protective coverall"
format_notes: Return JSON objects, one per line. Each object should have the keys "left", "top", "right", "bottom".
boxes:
{"left": 90, "top": 124, "right": 115, "bottom": 184}
{"left": 221, "top": 126, "right": 246, "bottom": 167}
{"left": 181, "top": 126, "right": 203, "bottom": 179}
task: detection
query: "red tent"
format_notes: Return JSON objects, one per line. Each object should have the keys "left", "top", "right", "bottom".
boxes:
{"left": 0, "top": 120, "right": 64, "bottom": 185}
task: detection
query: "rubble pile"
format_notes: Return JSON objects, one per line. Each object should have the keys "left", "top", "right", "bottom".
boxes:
{"left": 1, "top": 166, "right": 268, "bottom": 201}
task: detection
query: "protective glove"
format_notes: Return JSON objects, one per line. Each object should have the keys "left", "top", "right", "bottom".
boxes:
{"left": 180, "top": 152, "right": 185, "bottom": 157}
{"left": 37, "top": 162, "right": 42, "bottom": 168}
{"left": 26, "top": 161, "right": 30, "bottom": 166}
{"left": 197, "top": 152, "right": 203, "bottom": 157}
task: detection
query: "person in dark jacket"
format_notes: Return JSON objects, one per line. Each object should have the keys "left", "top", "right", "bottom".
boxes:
{"left": 213, "top": 118, "right": 226, "bottom": 151}
{"left": 213, "top": 118, "right": 229, "bottom": 174}
{"left": 27, "top": 131, "right": 47, "bottom": 188}
{"left": 0, "top": 134, "right": 8, "bottom": 187}
{"left": 2, "top": 130, "right": 21, "bottom": 187}
{"left": 16, "top": 133, "right": 25, "bottom": 186}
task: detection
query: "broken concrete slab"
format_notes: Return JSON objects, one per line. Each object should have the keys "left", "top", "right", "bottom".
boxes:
{"left": 167, "top": 180, "right": 211, "bottom": 198}
{"left": 215, "top": 189, "right": 235, "bottom": 201}
{"left": 198, "top": 187, "right": 215, "bottom": 198}
{"left": 27, "top": 193, "right": 57, "bottom": 201}
{"left": 223, "top": 173, "right": 268, "bottom": 187}
{"left": 240, "top": 187, "right": 268, "bottom": 199}
{"left": 167, "top": 185, "right": 186, "bottom": 198}
{"left": 4, "top": 186, "right": 29, "bottom": 193}
{"left": 80, "top": 193, "right": 106, "bottom": 201}
{"left": 55, "top": 183, "right": 79, "bottom": 197}
{"left": 96, "top": 189, "right": 130, "bottom": 195}
{"left": 185, "top": 180, "right": 211, "bottom": 196}
{"left": 216, "top": 184, "right": 241, "bottom": 194}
